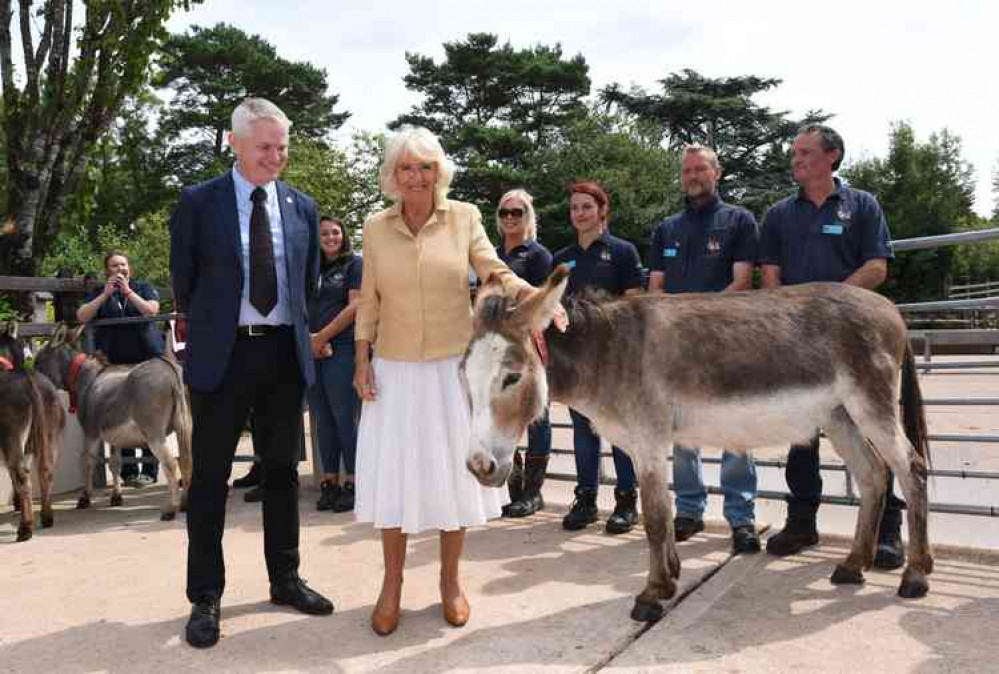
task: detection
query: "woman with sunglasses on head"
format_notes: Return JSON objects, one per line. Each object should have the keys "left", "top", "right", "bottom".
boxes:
{"left": 494, "top": 189, "right": 553, "bottom": 518}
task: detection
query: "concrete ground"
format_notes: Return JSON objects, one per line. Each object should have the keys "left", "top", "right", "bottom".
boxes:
{"left": 2, "top": 356, "right": 997, "bottom": 672}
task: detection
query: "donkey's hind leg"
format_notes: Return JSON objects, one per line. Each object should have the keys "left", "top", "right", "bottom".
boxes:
{"left": 9, "top": 443, "right": 35, "bottom": 541}
{"left": 823, "top": 406, "right": 888, "bottom": 586}
{"left": 147, "top": 437, "right": 181, "bottom": 521}
{"left": 107, "top": 444, "right": 124, "bottom": 507}
{"left": 632, "top": 443, "right": 679, "bottom": 623}
{"left": 866, "top": 422, "right": 932, "bottom": 598}
{"left": 76, "top": 436, "right": 100, "bottom": 509}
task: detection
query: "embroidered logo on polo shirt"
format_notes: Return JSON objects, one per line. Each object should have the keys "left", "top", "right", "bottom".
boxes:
{"left": 837, "top": 203, "right": 852, "bottom": 223}
{"left": 600, "top": 250, "right": 612, "bottom": 262}
{"left": 706, "top": 234, "right": 722, "bottom": 256}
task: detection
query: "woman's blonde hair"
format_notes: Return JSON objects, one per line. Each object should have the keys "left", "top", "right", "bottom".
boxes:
{"left": 495, "top": 188, "right": 538, "bottom": 241}
{"left": 378, "top": 125, "right": 455, "bottom": 205}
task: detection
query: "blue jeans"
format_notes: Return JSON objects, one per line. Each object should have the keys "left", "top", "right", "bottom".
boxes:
{"left": 307, "top": 346, "right": 359, "bottom": 475}
{"left": 526, "top": 407, "right": 552, "bottom": 458}
{"left": 569, "top": 408, "right": 635, "bottom": 491}
{"left": 673, "top": 445, "right": 756, "bottom": 528}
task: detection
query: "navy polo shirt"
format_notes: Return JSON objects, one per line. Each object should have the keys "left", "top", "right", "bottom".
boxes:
{"left": 649, "top": 195, "right": 759, "bottom": 294}
{"left": 553, "top": 231, "right": 644, "bottom": 298}
{"left": 760, "top": 179, "right": 893, "bottom": 286}
{"left": 84, "top": 278, "right": 165, "bottom": 365}
{"left": 497, "top": 239, "right": 553, "bottom": 287}
{"left": 308, "top": 253, "right": 362, "bottom": 348}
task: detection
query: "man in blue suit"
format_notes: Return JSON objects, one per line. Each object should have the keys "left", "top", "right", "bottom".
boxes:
{"left": 170, "top": 98, "right": 333, "bottom": 649}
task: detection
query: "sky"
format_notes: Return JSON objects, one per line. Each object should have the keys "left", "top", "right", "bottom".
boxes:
{"left": 169, "top": 0, "right": 998, "bottom": 217}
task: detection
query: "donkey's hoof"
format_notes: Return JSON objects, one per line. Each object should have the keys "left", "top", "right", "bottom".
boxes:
{"left": 630, "top": 599, "right": 664, "bottom": 623}
{"left": 898, "top": 568, "right": 929, "bottom": 599}
{"left": 76, "top": 496, "right": 91, "bottom": 510}
{"left": 110, "top": 493, "right": 124, "bottom": 507}
{"left": 41, "top": 513, "right": 54, "bottom": 528}
{"left": 831, "top": 564, "right": 865, "bottom": 585}
{"left": 16, "top": 525, "right": 33, "bottom": 542}
{"left": 160, "top": 511, "right": 176, "bottom": 522}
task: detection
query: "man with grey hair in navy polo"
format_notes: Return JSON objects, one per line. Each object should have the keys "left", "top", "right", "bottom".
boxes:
{"left": 648, "top": 144, "right": 761, "bottom": 555}
{"left": 760, "top": 124, "right": 904, "bottom": 568}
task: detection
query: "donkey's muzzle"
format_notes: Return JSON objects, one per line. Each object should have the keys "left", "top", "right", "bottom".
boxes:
{"left": 466, "top": 453, "right": 512, "bottom": 488}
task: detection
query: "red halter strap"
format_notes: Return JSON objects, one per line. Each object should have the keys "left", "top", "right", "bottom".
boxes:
{"left": 67, "top": 352, "right": 88, "bottom": 414}
{"left": 531, "top": 330, "right": 549, "bottom": 367}
{"left": 0, "top": 356, "right": 14, "bottom": 371}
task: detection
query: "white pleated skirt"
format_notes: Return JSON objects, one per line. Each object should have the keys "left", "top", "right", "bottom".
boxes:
{"left": 354, "top": 356, "right": 508, "bottom": 534}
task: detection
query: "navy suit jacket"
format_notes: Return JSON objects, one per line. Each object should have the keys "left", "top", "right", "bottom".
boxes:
{"left": 169, "top": 172, "right": 319, "bottom": 392}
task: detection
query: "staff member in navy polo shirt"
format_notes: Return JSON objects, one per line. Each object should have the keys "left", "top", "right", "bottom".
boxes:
{"left": 495, "top": 189, "right": 554, "bottom": 518}
{"left": 308, "top": 216, "right": 363, "bottom": 513}
{"left": 554, "top": 180, "right": 644, "bottom": 534}
{"left": 77, "top": 250, "right": 165, "bottom": 488}
{"left": 760, "top": 124, "right": 904, "bottom": 568}
{"left": 648, "top": 144, "right": 761, "bottom": 555}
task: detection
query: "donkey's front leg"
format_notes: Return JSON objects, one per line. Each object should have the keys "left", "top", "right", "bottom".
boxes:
{"left": 632, "top": 445, "right": 679, "bottom": 623}
{"left": 107, "top": 445, "right": 124, "bottom": 507}
{"left": 77, "top": 437, "right": 99, "bottom": 509}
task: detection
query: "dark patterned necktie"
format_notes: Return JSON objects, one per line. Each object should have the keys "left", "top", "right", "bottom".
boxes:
{"left": 249, "top": 186, "right": 277, "bottom": 315}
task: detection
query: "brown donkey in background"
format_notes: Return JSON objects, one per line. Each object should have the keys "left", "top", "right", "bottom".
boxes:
{"left": 461, "top": 266, "right": 932, "bottom": 622}
{"left": 0, "top": 321, "right": 65, "bottom": 541}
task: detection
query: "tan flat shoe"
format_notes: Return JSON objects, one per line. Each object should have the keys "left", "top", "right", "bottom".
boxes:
{"left": 441, "top": 591, "right": 470, "bottom": 627}
{"left": 371, "top": 582, "right": 402, "bottom": 636}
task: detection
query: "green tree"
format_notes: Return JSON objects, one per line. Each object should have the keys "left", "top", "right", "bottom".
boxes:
{"left": 154, "top": 22, "right": 349, "bottom": 186}
{"left": 0, "top": 0, "right": 201, "bottom": 309}
{"left": 391, "top": 32, "right": 591, "bottom": 211}
{"left": 842, "top": 122, "right": 979, "bottom": 301}
{"left": 601, "top": 69, "right": 829, "bottom": 216}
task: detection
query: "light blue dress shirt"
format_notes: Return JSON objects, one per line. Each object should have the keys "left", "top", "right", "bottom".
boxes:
{"left": 232, "top": 166, "right": 292, "bottom": 326}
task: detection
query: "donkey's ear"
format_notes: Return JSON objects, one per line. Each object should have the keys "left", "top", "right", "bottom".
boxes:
{"left": 473, "top": 272, "right": 506, "bottom": 313}
{"left": 511, "top": 264, "right": 570, "bottom": 333}
{"left": 49, "top": 323, "right": 67, "bottom": 347}
{"left": 68, "top": 324, "right": 86, "bottom": 346}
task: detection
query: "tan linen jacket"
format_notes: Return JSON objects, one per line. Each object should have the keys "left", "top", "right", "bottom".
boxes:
{"left": 355, "top": 199, "right": 530, "bottom": 361}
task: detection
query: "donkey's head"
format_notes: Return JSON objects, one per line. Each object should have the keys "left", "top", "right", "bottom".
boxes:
{"left": 460, "top": 266, "right": 570, "bottom": 487}
{"left": 0, "top": 320, "right": 25, "bottom": 370}
{"left": 33, "top": 324, "right": 85, "bottom": 389}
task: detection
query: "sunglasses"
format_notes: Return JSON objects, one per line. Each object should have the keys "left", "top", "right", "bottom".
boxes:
{"left": 499, "top": 207, "right": 525, "bottom": 219}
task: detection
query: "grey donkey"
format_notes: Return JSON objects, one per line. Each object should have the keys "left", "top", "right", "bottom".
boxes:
{"left": 34, "top": 324, "right": 192, "bottom": 520}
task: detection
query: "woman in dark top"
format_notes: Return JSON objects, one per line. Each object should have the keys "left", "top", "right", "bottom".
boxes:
{"left": 308, "top": 217, "right": 363, "bottom": 512}
{"left": 76, "top": 251, "right": 165, "bottom": 487}
{"left": 553, "top": 180, "right": 645, "bottom": 535}
{"left": 494, "top": 189, "right": 553, "bottom": 518}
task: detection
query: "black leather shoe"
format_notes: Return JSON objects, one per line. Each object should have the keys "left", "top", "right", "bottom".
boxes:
{"left": 185, "top": 599, "right": 221, "bottom": 648}
{"left": 674, "top": 516, "right": 705, "bottom": 542}
{"left": 331, "top": 482, "right": 355, "bottom": 513}
{"left": 233, "top": 463, "right": 262, "bottom": 489}
{"left": 243, "top": 485, "right": 263, "bottom": 503}
{"left": 270, "top": 576, "right": 334, "bottom": 615}
{"left": 316, "top": 482, "right": 338, "bottom": 511}
{"left": 731, "top": 524, "right": 761, "bottom": 554}
{"left": 562, "top": 487, "right": 598, "bottom": 530}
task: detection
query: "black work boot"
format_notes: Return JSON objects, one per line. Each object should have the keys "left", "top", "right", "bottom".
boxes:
{"left": 331, "top": 481, "right": 355, "bottom": 513}
{"left": 316, "top": 481, "right": 338, "bottom": 511}
{"left": 605, "top": 489, "right": 639, "bottom": 535}
{"left": 873, "top": 512, "right": 905, "bottom": 570}
{"left": 501, "top": 451, "right": 525, "bottom": 517}
{"left": 505, "top": 455, "right": 549, "bottom": 518}
{"left": 562, "top": 486, "right": 599, "bottom": 530}
{"left": 766, "top": 513, "right": 819, "bottom": 556}
{"left": 674, "top": 515, "right": 705, "bottom": 542}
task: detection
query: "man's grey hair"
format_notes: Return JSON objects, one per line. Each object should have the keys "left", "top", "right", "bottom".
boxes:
{"left": 798, "top": 124, "right": 845, "bottom": 171}
{"left": 496, "top": 188, "right": 539, "bottom": 241}
{"left": 682, "top": 144, "right": 722, "bottom": 172}
{"left": 231, "top": 98, "right": 292, "bottom": 137}
{"left": 379, "top": 125, "right": 455, "bottom": 205}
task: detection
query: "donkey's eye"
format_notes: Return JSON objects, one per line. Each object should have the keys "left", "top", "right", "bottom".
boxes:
{"left": 501, "top": 372, "right": 522, "bottom": 390}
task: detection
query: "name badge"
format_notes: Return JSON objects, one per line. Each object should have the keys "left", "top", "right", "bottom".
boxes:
{"left": 663, "top": 247, "right": 679, "bottom": 258}
{"left": 822, "top": 223, "right": 844, "bottom": 235}
{"left": 563, "top": 260, "right": 577, "bottom": 270}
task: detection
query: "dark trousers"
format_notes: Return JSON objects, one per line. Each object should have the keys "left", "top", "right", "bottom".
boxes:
{"left": 120, "top": 447, "right": 159, "bottom": 480}
{"left": 786, "top": 433, "right": 905, "bottom": 530}
{"left": 186, "top": 328, "right": 304, "bottom": 603}
{"left": 307, "top": 346, "right": 359, "bottom": 475}
{"left": 526, "top": 407, "right": 552, "bottom": 458}
{"left": 569, "top": 408, "right": 636, "bottom": 491}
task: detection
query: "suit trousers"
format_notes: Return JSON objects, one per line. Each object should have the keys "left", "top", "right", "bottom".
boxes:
{"left": 186, "top": 326, "right": 304, "bottom": 603}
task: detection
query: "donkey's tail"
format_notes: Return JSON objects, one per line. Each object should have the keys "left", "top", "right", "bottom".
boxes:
{"left": 24, "top": 373, "right": 50, "bottom": 465}
{"left": 165, "top": 358, "right": 193, "bottom": 487}
{"left": 901, "top": 341, "right": 931, "bottom": 470}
